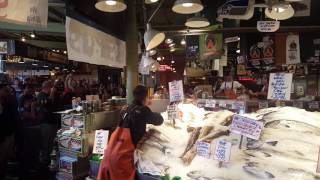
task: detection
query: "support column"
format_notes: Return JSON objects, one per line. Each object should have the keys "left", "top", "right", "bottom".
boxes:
{"left": 125, "top": 0, "right": 139, "bottom": 103}
{"left": 0, "top": 55, "right": 4, "bottom": 73}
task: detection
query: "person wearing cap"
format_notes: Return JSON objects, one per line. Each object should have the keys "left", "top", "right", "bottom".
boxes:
{"left": 0, "top": 73, "right": 18, "bottom": 178}
{"left": 215, "top": 73, "right": 245, "bottom": 99}
{"left": 98, "top": 85, "right": 164, "bottom": 180}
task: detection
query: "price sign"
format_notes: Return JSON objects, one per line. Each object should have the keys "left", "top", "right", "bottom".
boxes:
{"left": 167, "top": 105, "right": 178, "bottom": 120}
{"left": 214, "top": 140, "right": 232, "bottom": 162}
{"left": 230, "top": 115, "right": 263, "bottom": 140}
{"left": 257, "top": 21, "right": 280, "bottom": 32}
{"left": 309, "top": 102, "right": 319, "bottom": 109}
{"left": 205, "top": 100, "right": 216, "bottom": 108}
{"left": 93, "top": 130, "right": 109, "bottom": 154}
{"left": 317, "top": 147, "right": 320, "bottom": 173}
{"left": 258, "top": 101, "right": 268, "bottom": 109}
{"left": 196, "top": 141, "right": 211, "bottom": 159}
{"left": 267, "top": 73, "right": 293, "bottom": 101}
{"left": 169, "top": 80, "right": 184, "bottom": 102}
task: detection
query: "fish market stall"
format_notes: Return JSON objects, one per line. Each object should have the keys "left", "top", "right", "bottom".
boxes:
{"left": 136, "top": 104, "right": 320, "bottom": 179}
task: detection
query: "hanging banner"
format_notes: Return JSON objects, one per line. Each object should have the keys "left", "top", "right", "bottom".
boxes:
{"left": 66, "top": 17, "right": 126, "bottom": 68}
{"left": 286, "top": 35, "right": 301, "bottom": 64}
{"left": 257, "top": 21, "right": 280, "bottom": 32}
{"left": 267, "top": 73, "right": 293, "bottom": 100}
{"left": 169, "top": 80, "right": 184, "bottom": 102}
{"left": 0, "top": 0, "right": 48, "bottom": 27}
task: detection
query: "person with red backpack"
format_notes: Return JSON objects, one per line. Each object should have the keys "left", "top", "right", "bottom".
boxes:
{"left": 98, "top": 85, "right": 164, "bottom": 180}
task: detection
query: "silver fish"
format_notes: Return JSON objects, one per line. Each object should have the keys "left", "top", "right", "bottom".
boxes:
{"left": 243, "top": 165, "right": 275, "bottom": 179}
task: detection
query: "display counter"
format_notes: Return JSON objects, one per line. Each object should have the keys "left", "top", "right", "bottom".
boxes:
{"left": 149, "top": 99, "right": 170, "bottom": 113}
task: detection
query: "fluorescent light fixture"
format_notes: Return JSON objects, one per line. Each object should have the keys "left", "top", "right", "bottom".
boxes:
{"left": 172, "top": 0, "right": 203, "bottom": 14}
{"left": 265, "top": 3, "right": 294, "bottom": 20}
{"left": 165, "top": 38, "right": 173, "bottom": 44}
{"left": 145, "top": 0, "right": 159, "bottom": 4}
{"left": 95, "top": 0, "right": 127, "bottom": 12}
{"left": 144, "top": 23, "right": 165, "bottom": 51}
{"left": 185, "top": 16, "right": 210, "bottom": 28}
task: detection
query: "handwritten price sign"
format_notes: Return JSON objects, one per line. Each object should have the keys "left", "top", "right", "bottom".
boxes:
{"left": 169, "top": 80, "right": 184, "bottom": 102}
{"left": 214, "top": 140, "right": 232, "bottom": 162}
{"left": 93, "top": 130, "right": 109, "bottom": 154}
{"left": 196, "top": 141, "right": 211, "bottom": 159}
{"left": 205, "top": 100, "right": 216, "bottom": 108}
{"left": 267, "top": 73, "right": 293, "bottom": 100}
{"left": 230, "top": 115, "right": 263, "bottom": 140}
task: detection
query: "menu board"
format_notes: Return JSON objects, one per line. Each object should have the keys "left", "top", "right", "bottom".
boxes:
{"left": 93, "top": 130, "right": 109, "bottom": 154}
{"left": 230, "top": 115, "right": 263, "bottom": 140}
{"left": 267, "top": 73, "right": 293, "bottom": 100}
{"left": 214, "top": 140, "right": 232, "bottom": 162}
{"left": 169, "top": 80, "right": 184, "bottom": 102}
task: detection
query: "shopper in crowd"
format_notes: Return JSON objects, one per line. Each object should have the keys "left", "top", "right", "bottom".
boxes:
{"left": 12, "top": 78, "right": 23, "bottom": 99}
{"left": 98, "top": 85, "right": 164, "bottom": 180}
{"left": 0, "top": 73, "right": 18, "bottom": 178}
{"left": 37, "top": 81, "right": 57, "bottom": 167}
{"left": 215, "top": 73, "right": 244, "bottom": 99}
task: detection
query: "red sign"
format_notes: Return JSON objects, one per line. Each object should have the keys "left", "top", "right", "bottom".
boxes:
{"left": 159, "top": 65, "right": 172, "bottom": 72}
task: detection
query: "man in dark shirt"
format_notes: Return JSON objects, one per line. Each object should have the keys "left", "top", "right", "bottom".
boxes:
{"left": 98, "top": 85, "right": 164, "bottom": 180}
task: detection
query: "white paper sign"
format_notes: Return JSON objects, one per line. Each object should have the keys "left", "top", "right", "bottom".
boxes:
{"left": 196, "top": 141, "right": 211, "bottom": 159}
{"left": 0, "top": 0, "right": 48, "bottom": 27}
{"left": 267, "top": 73, "right": 293, "bottom": 100}
{"left": 205, "top": 100, "right": 216, "bottom": 108}
{"left": 93, "top": 130, "right": 109, "bottom": 154}
{"left": 167, "top": 105, "right": 178, "bottom": 119}
{"left": 214, "top": 140, "right": 232, "bottom": 162}
{"left": 286, "top": 35, "right": 301, "bottom": 64}
{"left": 169, "top": 80, "right": 184, "bottom": 102}
{"left": 230, "top": 115, "right": 263, "bottom": 140}
{"left": 257, "top": 21, "right": 280, "bottom": 32}
{"left": 66, "top": 17, "right": 126, "bottom": 68}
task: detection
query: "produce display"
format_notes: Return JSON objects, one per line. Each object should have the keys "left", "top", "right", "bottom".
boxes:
{"left": 136, "top": 104, "right": 320, "bottom": 179}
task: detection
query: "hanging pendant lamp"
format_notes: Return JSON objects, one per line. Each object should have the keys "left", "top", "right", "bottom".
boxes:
{"left": 145, "top": 0, "right": 159, "bottom": 4}
{"left": 172, "top": 0, "right": 204, "bottom": 14}
{"left": 95, "top": 0, "right": 127, "bottom": 13}
{"left": 144, "top": 24, "right": 165, "bottom": 51}
{"left": 185, "top": 15, "right": 210, "bottom": 28}
{"left": 265, "top": 2, "right": 294, "bottom": 20}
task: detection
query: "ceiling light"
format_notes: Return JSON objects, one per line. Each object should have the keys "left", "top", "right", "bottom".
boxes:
{"left": 265, "top": 3, "right": 294, "bottom": 20}
{"left": 56, "top": 50, "right": 60, "bottom": 53}
{"left": 165, "top": 38, "right": 173, "bottom": 44}
{"left": 43, "top": 64, "right": 48, "bottom": 68}
{"left": 149, "top": 49, "right": 157, "bottom": 56}
{"left": 157, "top": 56, "right": 162, "bottom": 61}
{"left": 32, "top": 62, "right": 38, "bottom": 66}
{"left": 145, "top": 0, "right": 159, "bottom": 4}
{"left": 170, "top": 48, "right": 175, "bottom": 52}
{"left": 95, "top": 0, "right": 127, "bottom": 13}
{"left": 169, "top": 43, "right": 176, "bottom": 47}
{"left": 236, "top": 49, "right": 240, "bottom": 54}
{"left": 30, "top": 32, "right": 35, "bottom": 38}
{"left": 185, "top": 16, "right": 210, "bottom": 28}
{"left": 18, "top": 58, "right": 24, "bottom": 64}
{"left": 171, "top": 60, "right": 175, "bottom": 64}
{"left": 55, "top": 67, "right": 60, "bottom": 70}
{"left": 63, "top": 68, "right": 68, "bottom": 71}
{"left": 181, "top": 38, "right": 186, "bottom": 45}
{"left": 144, "top": 23, "right": 165, "bottom": 51}
{"left": 172, "top": 0, "right": 203, "bottom": 14}
{"left": 21, "top": 36, "right": 26, "bottom": 42}
{"left": 63, "top": 50, "right": 67, "bottom": 54}
{"left": 52, "top": 49, "right": 56, "bottom": 52}
{"left": 162, "top": 57, "right": 165, "bottom": 60}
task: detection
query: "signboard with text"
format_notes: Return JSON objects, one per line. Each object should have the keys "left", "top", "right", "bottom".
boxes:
{"left": 196, "top": 141, "right": 211, "bottom": 159}
{"left": 257, "top": 21, "right": 280, "bottom": 32}
{"left": 214, "top": 140, "right": 232, "bottom": 162}
{"left": 93, "top": 130, "right": 109, "bottom": 154}
{"left": 169, "top": 80, "right": 184, "bottom": 102}
{"left": 267, "top": 73, "right": 293, "bottom": 100}
{"left": 230, "top": 115, "right": 263, "bottom": 140}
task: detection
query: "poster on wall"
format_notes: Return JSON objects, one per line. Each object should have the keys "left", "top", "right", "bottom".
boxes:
{"left": 169, "top": 80, "right": 184, "bottom": 102}
{"left": 0, "top": 0, "right": 48, "bottom": 27}
{"left": 199, "top": 33, "right": 223, "bottom": 60}
{"left": 247, "top": 35, "right": 275, "bottom": 67}
{"left": 286, "top": 35, "right": 301, "bottom": 64}
{"left": 267, "top": 73, "right": 293, "bottom": 100}
{"left": 66, "top": 17, "right": 126, "bottom": 68}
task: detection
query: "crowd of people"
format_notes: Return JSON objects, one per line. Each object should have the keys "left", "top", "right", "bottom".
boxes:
{"left": 0, "top": 73, "right": 125, "bottom": 179}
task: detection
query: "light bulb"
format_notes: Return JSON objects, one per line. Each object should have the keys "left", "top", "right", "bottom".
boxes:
{"left": 105, "top": 0, "right": 117, "bottom": 6}
{"left": 157, "top": 57, "right": 161, "bottom": 61}
{"left": 165, "top": 38, "right": 173, "bottom": 44}
{"left": 170, "top": 48, "right": 175, "bottom": 52}
{"left": 30, "top": 32, "right": 35, "bottom": 38}
{"left": 21, "top": 37, "right": 26, "bottom": 42}
{"left": 169, "top": 43, "right": 175, "bottom": 47}
{"left": 171, "top": 60, "right": 175, "bottom": 64}
{"left": 182, "top": 3, "right": 193, "bottom": 7}
{"left": 151, "top": 0, "right": 158, "bottom": 2}
{"left": 181, "top": 39, "right": 186, "bottom": 45}
{"left": 63, "top": 50, "right": 67, "bottom": 54}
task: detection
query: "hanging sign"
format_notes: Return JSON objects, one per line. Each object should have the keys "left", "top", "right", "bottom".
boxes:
{"left": 267, "top": 73, "right": 293, "bottom": 101}
{"left": 224, "top": 36, "right": 240, "bottom": 43}
{"left": 286, "top": 35, "right": 301, "bottom": 64}
{"left": 230, "top": 114, "right": 263, "bottom": 140}
{"left": 257, "top": 21, "right": 280, "bottom": 32}
{"left": 196, "top": 141, "right": 211, "bottom": 159}
{"left": 214, "top": 140, "right": 232, "bottom": 162}
{"left": 0, "top": 0, "right": 48, "bottom": 27}
{"left": 169, "top": 80, "right": 184, "bottom": 102}
{"left": 66, "top": 17, "right": 126, "bottom": 68}
{"left": 93, "top": 130, "right": 109, "bottom": 154}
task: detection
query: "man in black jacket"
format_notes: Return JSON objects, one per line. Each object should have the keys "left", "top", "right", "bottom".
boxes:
{"left": 0, "top": 73, "right": 18, "bottom": 178}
